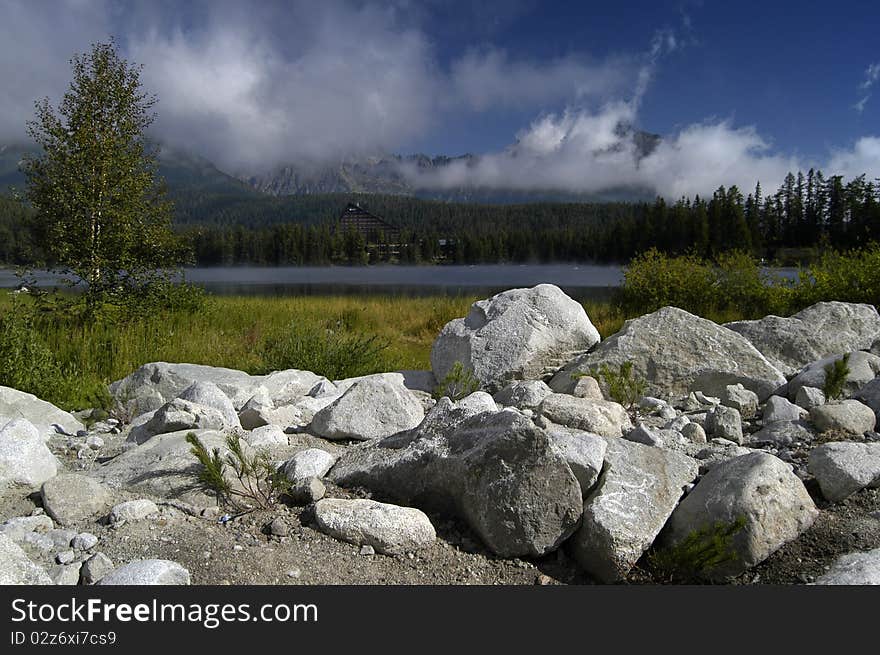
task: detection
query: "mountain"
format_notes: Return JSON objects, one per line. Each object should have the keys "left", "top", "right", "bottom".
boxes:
{"left": 238, "top": 127, "right": 660, "bottom": 203}
{"left": 0, "top": 143, "right": 258, "bottom": 201}
{"left": 1, "top": 126, "right": 661, "bottom": 209}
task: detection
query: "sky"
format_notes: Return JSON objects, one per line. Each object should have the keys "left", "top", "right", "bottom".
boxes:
{"left": 1, "top": 0, "right": 879, "bottom": 198}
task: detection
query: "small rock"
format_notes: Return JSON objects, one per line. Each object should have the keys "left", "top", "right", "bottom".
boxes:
{"left": 795, "top": 386, "right": 826, "bottom": 410}
{"left": 80, "top": 552, "right": 114, "bottom": 584}
{"left": 359, "top": 544, "right": 376, "bottom": 556}
{"left": 279, "top": 448, "right": 338, "bottom": 482}
{"left": 681, "top": 422, "right": 707, "bottom": 444}
{"left": 71, "top": 532, "right": 99, "bottom": 551}
{"left": 55, "top": 550, "right": 75, "bottom": 565}
{"left": 763, "top": 395, "right": 807, "bottom": 424}
{"left": 721, "top": 384, "right": 759, "bottom": 418}
{"left": 268, "top": 518, "right": 289, "bottom": 537}
{"left": 314, "top": 498, "right": 436, "bottom": 555}
{"left": 49, "top": 562, "right": 82, "bottom": 586}
{"left": 97, "top": 559, "right": 191, "bottom": 585}
{"left": 108, "top": 499, "right": 160, "bottom": 525}
{"left": 808, "top": 442, "right": 880, "bottom": 502}
{"left": 86, "top": 436, "right": 105, "bottom": 450}
{"left": 41, "top": 474, "right": 113, "bottom": 525}
{"left": 288, "top": 477, "right": 326, "bottom": 505}
{"left": 705, "top": 405, "right": 743, "bottom": 444}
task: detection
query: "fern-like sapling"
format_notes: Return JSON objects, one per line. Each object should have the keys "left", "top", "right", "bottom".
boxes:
{"left": 823, "top": 353, "right": 850, "bottom": 401}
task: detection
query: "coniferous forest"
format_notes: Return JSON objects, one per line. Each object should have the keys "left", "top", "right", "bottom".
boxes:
{"left": 1, "top": 169, "right": 878, "bottom": 267}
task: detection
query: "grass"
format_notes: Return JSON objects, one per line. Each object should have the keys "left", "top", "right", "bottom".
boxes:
{"left": 0, "top": 291, "right": 633, "bottom": 412}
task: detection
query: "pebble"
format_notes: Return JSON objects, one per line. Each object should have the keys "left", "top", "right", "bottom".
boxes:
{"left": 286, "top": 569, "right": 301, "bottom": 578}
{"left": 359, "top": 545, "right": 375, "bottom": 556}
{"left": 56, "top": 550, "right": 75, "bottom": 565}
{"left": 86, "top": 436, "right": 104, "bottom": 450}
{"left": 71, "top": 533, "right": 99, "bottom": 551}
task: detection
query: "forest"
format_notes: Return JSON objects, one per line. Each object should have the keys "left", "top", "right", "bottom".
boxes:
{"left": 1, "top": 169, "right": 878, "bottom": 267}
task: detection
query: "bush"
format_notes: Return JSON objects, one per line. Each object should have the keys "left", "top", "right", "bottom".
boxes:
{"left": 433, "top": 361, "right": 481, "bottom": 400}
{"left": 619, "top": 249, "right": 796, "bottom": 319}
{"left": 259, "top": 321, "right": 390, "bottom": 380}
{"left": 793, "top": 245, "right": 880, "bottom": 307}
{"left": 0, "top": 299, "right": 65, "bottom": 401}
{"left": 186, "top": 431, "right": 292, "bottom": 512}
{"left": 823, "top": 353, "right": 851, "bottom": 401}
{"left": 618, "top": 249, "right": 716, "bottom": 316}
{"left": 648, "top": 516, "right": 747, "bottom": 583}
{"left": 589, "top": 361, "right": 646, "bottom": 411}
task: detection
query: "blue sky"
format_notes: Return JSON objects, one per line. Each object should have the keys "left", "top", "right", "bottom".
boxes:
{"left": 1, "top": 0, "right": 878, "bottom": 196}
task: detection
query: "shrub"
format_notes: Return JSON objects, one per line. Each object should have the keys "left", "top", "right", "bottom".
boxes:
{"left": 589, "top": 361, "right": 646, "bottom": 411}
{"left": 823, "top": 353, "right": 851, "bottom": 401}
{"left": 618, "top": 249, "right": 716, "bottom": 316}
{"left": 259, "top": 321, "right": 390, "bottom": 380}
{"left": 649, "top": 516, "right": 747, "bottom": 583}
{"left": 433, "top": 361, "right": 481, "bottom": 400}
{"left": 186, "top": 431, "right": 292, "bottom": 512}
{"left": 0, "top": 299, "right": 65, "bottom": 401}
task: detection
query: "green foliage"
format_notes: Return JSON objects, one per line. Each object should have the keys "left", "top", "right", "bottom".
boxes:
{"left": 619, "top": 248, "right": 795, "bottom": 318}
{"left": 823, "top": 353, "right": 851, "bottom": 401}
{"left": 649, "top": 516, "right": 747, "bottom": 583}
{"left": 794, "top": 245, "right": 880, "bottom": 307}
{"left": 0, "top": 297, "right": 65, "bottom": 400}
{"left": 259, "top": 320, "right": 390, "bottom": 380}
{"left": 618, "top": 249, "right": 717, "bottom": 316}
{"left": 186, "top": 431, "right": 292, "bottom": 511}
{"left": 433, "top": 361, "right": 481, "bottom": 400}
{"left": 22, "top": 40, "right": 191, "bottom": 319}
{"left": 590, "top": 361, "right": 646, "bottom": 411}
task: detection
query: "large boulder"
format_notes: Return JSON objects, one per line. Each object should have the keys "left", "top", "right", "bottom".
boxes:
{"left": 0, "top": 385, "right": 83, "bottom": 438}
{"left": 808, "top": 442, "right": 880, "bottom": 502}
{"left": 329, "top": 405, "right": 582, "bottom": 557}
{"left": 854, "top": 378, "right": 880, "bottom": 421}
{"left": 0, "top": 419, "right": 59, "bottom": 489}
{"left": 787, "top": 351, "right": 880, "bottom": 400}
{"left": 551, "top": 307, "right": 786, "bottom": 401}
{"left": 313, "top": 498, "right": 436, "bottom": 555}
{"left": 660, "top": 452, "right": 818, "bottom": 580}
{"left": 568, "top": 437, "right": 699, "bottom": 583}
{"left": 311, "top": 378, "right": 424, "bottom": 441}
{"left": 0, "top": 532, "right": 52, "bottom": 584}
{"left": 41, "top": 474, "right": 113, "bottom": 526}
{"left": 724, "top": 302, "right": 880, "bottom": 376}
{"left": 430, "top": 284, "right": 600, "bottom": 393}
{"left": 814, "top": 548, "right": 880, "bottom": 585}
{"left": 91, "top": 429, "right": 231, "bottom": 507}
{"left": 538, "top": 393, "right": 632, "bottom": 438}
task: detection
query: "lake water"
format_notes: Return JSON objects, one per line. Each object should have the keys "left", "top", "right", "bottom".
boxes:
{"left": 0, "top": 264, "right": 624, "bottom": 300}
{"left": 0, "top": 263, "right": 799, "bottom": 300}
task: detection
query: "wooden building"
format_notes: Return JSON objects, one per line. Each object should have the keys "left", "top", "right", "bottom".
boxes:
{"left": 338, "top": 203, "right": 401, "bottom": 246}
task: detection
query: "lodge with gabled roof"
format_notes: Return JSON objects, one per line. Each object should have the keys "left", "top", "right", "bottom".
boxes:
{"left": 338, "top": 202, "right": 402, "bottom": 246}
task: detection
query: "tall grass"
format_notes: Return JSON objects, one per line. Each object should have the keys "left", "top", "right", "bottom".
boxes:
{"left": 0, "top": 293, "right": 479, "bottom": 410}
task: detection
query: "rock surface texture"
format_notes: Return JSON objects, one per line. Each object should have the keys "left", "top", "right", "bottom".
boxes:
{"left": 552, "top": 307, "right": 786, "bottom": 401}
{"left": 431, "top": 284, "right": 600, "bottom": 393}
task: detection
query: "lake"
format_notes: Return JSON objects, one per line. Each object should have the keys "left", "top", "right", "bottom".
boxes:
{"left": 0, "top": 264, "right": 623, "bottom": 300}
{"left": 0, "top": 264, "right": 798, "bottom": 300}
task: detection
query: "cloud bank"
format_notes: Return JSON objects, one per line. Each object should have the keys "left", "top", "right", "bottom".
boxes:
{"left": 1, "top": 0, "right": 878, "bottom": 199}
